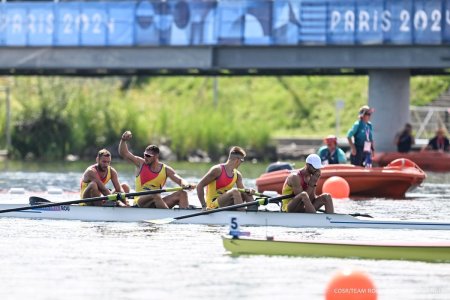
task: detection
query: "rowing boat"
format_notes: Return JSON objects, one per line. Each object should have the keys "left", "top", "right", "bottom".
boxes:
{"left": 222, "top": 236, "right": 450, "bottom": 262}
{"left": 1, "top": 203, "right": 450, "bottom": 230}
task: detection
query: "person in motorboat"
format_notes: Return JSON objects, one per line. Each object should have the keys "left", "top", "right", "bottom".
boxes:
{"left": 395, "top": 123, "right": 415, "bottom": 153}
{"left": 119, "top": 131, "right": 193, "bottom": 209}
{"left": 281, "top": 154, "right": 334, "bottom": 214}
{"left": 317, "top": 135, "right": 347, "bottom": 165}
{"left": 347, "top": 105, "right": 375, "bottom": 168}
{"left": 80, "top": 149, "right": 130, "bottom": 206}
{"left": 422, "top": 128, "right": 449, "bottom": 152}
{"left": 196, "top": 146, "right": 255, "bottom": 211}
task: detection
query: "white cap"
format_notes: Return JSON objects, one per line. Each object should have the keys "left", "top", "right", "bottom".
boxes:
{"left": 306, "top": 154, "right": 323, "bottom": 169}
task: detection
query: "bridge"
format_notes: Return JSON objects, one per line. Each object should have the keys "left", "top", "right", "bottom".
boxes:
{"left": 1, "top": 0, "right": 450, "bottom": 151}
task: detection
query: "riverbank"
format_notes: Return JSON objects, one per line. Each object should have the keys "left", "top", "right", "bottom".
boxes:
{"left": 3, "top": 76, "right": 448, "bottom": 161}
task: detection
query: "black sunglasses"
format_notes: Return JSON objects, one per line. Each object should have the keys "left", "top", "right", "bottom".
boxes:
{"left": 144, "top": 153, "right": 155, "bottom": 158}
{"left": 364, "top": 113, "right": 371, "bottom": 116}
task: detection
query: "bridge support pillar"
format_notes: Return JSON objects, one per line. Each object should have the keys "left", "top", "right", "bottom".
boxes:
{"left": 368, "top": 70, "right": 410, "bottom": 152}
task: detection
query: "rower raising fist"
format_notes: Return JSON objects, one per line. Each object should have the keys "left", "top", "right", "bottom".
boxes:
{"left": 121, "top": 131, "right": 132, "bottom": 141}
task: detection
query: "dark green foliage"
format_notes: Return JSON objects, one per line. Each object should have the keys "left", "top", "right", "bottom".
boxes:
{"left": 12, "top": 109, "right": 69, "bottom": 159}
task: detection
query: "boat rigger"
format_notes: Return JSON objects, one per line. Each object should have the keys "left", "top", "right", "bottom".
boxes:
{"left": 0, "top": 204, "right": 450, "bottom": 230}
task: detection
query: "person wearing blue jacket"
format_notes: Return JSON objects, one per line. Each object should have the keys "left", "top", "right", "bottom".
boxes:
{"left": 317, "top": 135, "right": 347, "bottom": 165}
{"left": 347, "top": 105, "right": 375, "bottom": 167}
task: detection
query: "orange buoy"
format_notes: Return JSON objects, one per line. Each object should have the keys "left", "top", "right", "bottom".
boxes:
{"left": 325, "top": 269, "right": 377, "bottom": 300}
{"left": 322, "top": 176, "right": 350, "bottom": 199}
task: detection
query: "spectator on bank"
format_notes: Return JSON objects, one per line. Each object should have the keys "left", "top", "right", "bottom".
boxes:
{"left": 423, "top": 128, "right": 450, "bottom": 152}
{"left": 347, "top": 105, "right": 375, "bottom": 167}
{"left": 395, "top": 123, "right": 415, "bottom": 153}
{"left": 317, "top": 135, "right": 347, "bottom": 165}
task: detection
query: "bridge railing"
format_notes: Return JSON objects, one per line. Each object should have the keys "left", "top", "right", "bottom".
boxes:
{"left": 410, "top": 106, "right": 450, "bottom": 139}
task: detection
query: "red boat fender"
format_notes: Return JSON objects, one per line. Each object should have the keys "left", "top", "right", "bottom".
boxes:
{"left": 387, "top": 158, "right": 418, "bottom": 169}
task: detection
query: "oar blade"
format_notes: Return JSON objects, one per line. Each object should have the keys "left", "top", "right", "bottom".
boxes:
{"left": 29, "top": 196, "right": 53, "bottom": 205}
{"left": 350, "top": 213, "right": 373, "bottom": 218}
{"left": 143, "top": 218, "right": 176, "bottom": 225}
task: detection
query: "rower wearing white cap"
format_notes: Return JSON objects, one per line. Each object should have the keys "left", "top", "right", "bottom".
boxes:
{"left": 280, "top": 154, "right": 334, "bottom": 214}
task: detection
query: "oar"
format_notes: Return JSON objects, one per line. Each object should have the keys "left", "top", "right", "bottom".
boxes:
{"left": 29, "top": 197, "right": 52, "bottom": 205}
{"left": 0, "top": 187, "right": 186, "bottom": 214}
{"left": 240, "top": 189, "right": 374, "bottom": 218}
{"left": 317, "top": 209, "right": 373, "bottom": 218}
{"left": 238, "top": 188, "right": 273, "bottom": 198}
{"left": 145, "top": 193, "right": 294, "bottom": 225}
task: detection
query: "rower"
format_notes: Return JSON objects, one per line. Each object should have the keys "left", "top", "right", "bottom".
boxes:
{"left": 281, "top": 154, "right": 334, "bottom": 214}
{"left": 118, "top": 131, "right": 194, "bottom": 209}
{"left": 80, "top": 149, "right": 130, "bottom": 207}
{"left": 196, "top": 146, "right": 256, "bottom": 211}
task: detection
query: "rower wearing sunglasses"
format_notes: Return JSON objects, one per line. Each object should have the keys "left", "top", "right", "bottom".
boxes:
{"left": 80, "top": 149, "right": 130, "bottom": 206}
{"left": 119, "top": 131, "right": 193, "bottom": 209}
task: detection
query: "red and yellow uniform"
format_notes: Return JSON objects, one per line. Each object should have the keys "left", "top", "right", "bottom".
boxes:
{"left": 281, "top": 171, "right": 307, "bottom": 212}
{"left": 134, "top": 163, "right": 167, "bottom": 205}
{"left": 80, "top": 165, "right": 111, "bottom": 199}
{"left": 206, "top": 164, "right": 237, "bottom": 209}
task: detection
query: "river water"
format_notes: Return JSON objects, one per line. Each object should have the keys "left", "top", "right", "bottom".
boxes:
{"left": 0, "top": 164, "right": 449, "bottom": 300}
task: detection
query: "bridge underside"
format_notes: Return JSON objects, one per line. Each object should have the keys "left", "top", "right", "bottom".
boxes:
{"left": 1, "top": 45, "right": 449, "bottom": 76}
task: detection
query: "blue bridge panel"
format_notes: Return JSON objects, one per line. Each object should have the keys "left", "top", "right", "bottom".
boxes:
{"left": 107, "top": 2, "right": 135, "bottom": 46}
{"left": 412, "top": 0, "right": 442, "bottom": 44}
{"left": 384, "top": 0, "right": 413, "bottom": 44}
{"left": 327, "top": 1, "right": 356, "bottom": 44}
{"left": 445, "top": 0, "right": 450, "bottom": 43}
{"left": 354, "top": 1, "right": 384, "bottom": 45}
{"left": 28, "top": 4, "right": 55, "bottom": 46}
{"left": 216, "top": 0, "right": 244, "bottom": 45}
{"left": 80, "top": 3, "right": 108, "bottom": 46}
{"left": 4, "top": 4, "right": 28, "bottom": 46}
{"left": 272, "top": 0, "right": 300, "bottom": 45}
{"left": 0, "top": 0, "right": 448, "bottom": 47}
{"left": 55, "top": 3, "right": 81, "bottom": 46}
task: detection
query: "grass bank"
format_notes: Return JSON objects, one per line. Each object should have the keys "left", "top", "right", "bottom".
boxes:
{"left": 0, "top": 75, "right": 448, "bottom": 161}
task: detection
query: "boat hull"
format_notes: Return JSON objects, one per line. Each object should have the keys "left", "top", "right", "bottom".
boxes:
{"left": 0, "top": 204, "right": 449, "bottom": 230}
{"left": 222, "top": 236, "right": 450, "bottom": 262}
{"left": 255, "top": 162, "right": 426, "bottom": 198}
{"left": 374, "top": 151, "right": 450, "bottom": 172}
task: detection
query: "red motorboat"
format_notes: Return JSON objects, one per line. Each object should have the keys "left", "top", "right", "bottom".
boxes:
{"left": 255, "top": 159, "right": 426, "bottom": 199}
{"left": 374, "top": 151, "right": 450, "bottom": 172}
